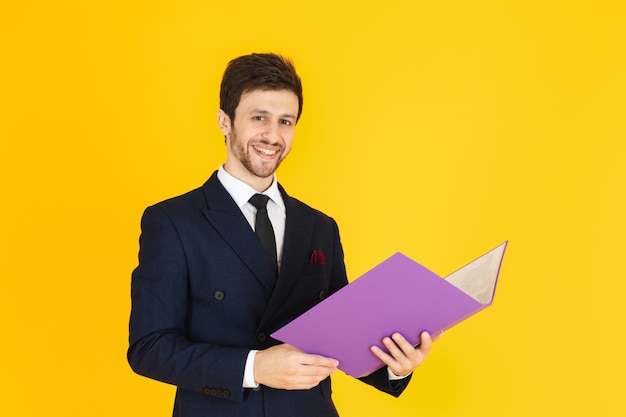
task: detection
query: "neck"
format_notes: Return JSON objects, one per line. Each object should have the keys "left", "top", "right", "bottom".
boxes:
{"left": 222, "top": 163, "right": 274, "bottom": 192}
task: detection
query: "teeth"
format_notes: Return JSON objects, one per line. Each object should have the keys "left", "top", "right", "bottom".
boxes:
{"left": 254, "top": 146, "right": 277, "bottom": 156}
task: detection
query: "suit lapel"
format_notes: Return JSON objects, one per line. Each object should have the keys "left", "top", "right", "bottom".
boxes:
{"left": 200, "top": 173, "right": 277, "bottom": 294}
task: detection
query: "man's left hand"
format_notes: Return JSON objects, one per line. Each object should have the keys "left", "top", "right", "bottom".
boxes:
{"left": 370, "top": 331, "right": 441, "bottom": 377}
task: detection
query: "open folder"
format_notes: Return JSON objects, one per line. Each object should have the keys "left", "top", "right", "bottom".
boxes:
{"left": 271, "top": 241, "right": 508, "bottom": 378}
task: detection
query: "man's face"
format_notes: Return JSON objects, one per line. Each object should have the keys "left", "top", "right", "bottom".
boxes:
{"left": 219, "top": 89, "right": 299, "bottom": 188}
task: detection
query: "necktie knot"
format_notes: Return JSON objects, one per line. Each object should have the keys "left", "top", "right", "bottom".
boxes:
{"left": 249, "top": 193, "right": 271, "bottom": 210}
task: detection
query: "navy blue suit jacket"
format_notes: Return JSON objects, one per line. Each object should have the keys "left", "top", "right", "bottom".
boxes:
{"left": 128, "top": 172, "right": 410, "bottom": 417}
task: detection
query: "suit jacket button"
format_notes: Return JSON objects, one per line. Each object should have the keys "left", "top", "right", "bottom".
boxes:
{"left": 223, "top": 390, "right": 230, "bottom": 398}
{"left": 318, "top": 290, "right": 326, "bottom": 300}
{"left": 257, "top": 332, "right": 267, "bottom": 342}
{"left": 202, "top": 387, "right": 211, "bottom": 395}
{"left": 214, "top": 291, "right": 225, "bottom": 300}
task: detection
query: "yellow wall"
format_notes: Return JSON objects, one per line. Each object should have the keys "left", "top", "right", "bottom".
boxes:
{"left": 1, "top": 1, "right": 624, "bottom": 416}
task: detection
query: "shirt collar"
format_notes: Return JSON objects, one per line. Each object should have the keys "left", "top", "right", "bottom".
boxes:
{"left": 217, "top": 165, "right": 285, "bottom": 211}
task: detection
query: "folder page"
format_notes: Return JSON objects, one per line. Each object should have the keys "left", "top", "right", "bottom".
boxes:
{"left": 271, "top": 241, "right": 508, "bottom": 378}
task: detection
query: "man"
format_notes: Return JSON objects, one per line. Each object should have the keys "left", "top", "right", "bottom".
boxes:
{"left": 128, "top": 53, "right": 436, "bottom": 417}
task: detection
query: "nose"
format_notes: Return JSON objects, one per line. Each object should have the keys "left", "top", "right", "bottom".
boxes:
{"left": 262, "top": 122, "right": 281, "bottom": 144}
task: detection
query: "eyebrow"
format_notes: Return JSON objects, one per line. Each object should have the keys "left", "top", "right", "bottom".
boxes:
{"left": 251, "top": 109, "right": 296, "bottom": 120}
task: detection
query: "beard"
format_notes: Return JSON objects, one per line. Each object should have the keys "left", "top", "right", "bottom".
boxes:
{"left": 228, "top": 130, "right": 286, "bottom": 179}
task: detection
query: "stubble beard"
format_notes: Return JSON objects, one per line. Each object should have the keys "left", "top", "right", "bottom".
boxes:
{"left": 229, "top": 131, "right": 285, "bottom": 179}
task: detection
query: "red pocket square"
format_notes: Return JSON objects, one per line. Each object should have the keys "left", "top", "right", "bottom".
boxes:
{"left": 309, "top": 250, "right": 326, "bottom": 265}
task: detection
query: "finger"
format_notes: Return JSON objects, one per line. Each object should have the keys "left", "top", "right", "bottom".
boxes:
{"left": 373, "top": 338, "right": 410, "bottom": 368}
{"left": 299, "top": 353, "right": 339, "bottom": 369}
{"left": 391, "top": 333, "right": 420, "bottom": 355}
{"left": 418, "top": 331, "right": 433, "bottom": 355}
{"left": 283, "top": 345, "right": 339, "bottom": 368}
{"left": 299, "top": 363, "right": 339, "bottom": 377}
{"left": 284, "top": 374, "right": 333, "bottom": 390}
{"left": 370, "top": 344, "right": 394, "bottom": 364}
{"left": 388, "top": 334, "right": 421, "bottom": 369}
{"left": 371, "top": 341, "right": 413, "bottom": 377}
{"left": 273, "top": 361, "right": 336, "bottom": 388}
{"left": 383, "top": 336, "right": 406, "bottom": 358}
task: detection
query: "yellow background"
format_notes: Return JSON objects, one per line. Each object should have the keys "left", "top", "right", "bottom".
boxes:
{"left": 1, "top": 1, "right": 624, "bottom": 416}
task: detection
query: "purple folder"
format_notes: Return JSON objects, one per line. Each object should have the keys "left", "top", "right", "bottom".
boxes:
{"left": 271, "top": 241, "right": 508, "bottom": 378}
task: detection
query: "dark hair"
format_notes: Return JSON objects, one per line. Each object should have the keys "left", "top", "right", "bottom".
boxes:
{"left": 220, "top": 53, "right": 303, "bottom": 123}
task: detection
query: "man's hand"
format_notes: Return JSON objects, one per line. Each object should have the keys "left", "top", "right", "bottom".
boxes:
{"left": 254, "top": 344, "right": 339, "bottom": 390}
{"left": 370, "top": 331, "right": 441, "bottom": 377}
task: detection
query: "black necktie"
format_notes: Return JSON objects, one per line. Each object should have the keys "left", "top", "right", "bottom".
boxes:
{"left": 249, "top": 194, "right": 278, "bottom": 275}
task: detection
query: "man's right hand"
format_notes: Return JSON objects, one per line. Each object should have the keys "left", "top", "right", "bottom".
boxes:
{"left": 254, "top": 344, "right": 338, "bottom": 390}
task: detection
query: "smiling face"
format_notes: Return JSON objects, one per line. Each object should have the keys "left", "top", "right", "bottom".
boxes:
{"left": 218, "top": 89, "right": 299, "bottom": 191}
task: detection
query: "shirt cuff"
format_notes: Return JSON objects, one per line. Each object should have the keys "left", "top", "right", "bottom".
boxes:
{"left": 387, "top": 366, "right": 411, "bottom": 380}
{"left": 243, "top": 350, "right": 260, "bottom": 388}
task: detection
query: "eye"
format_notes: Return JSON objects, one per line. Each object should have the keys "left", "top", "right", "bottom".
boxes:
{"left": 280, "top": 119, "right": 292, "bottom": 126}
{"left": 253, "top": 115, "right": 265, "bottom": 121}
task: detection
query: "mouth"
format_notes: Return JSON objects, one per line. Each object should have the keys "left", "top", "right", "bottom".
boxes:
{"left": 252, "top": 144, "right": 281, "bottom": 157}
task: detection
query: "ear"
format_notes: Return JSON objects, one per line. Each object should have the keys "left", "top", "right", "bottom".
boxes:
{"left": 217, "top": 109, "right": 231, "bottom": 136}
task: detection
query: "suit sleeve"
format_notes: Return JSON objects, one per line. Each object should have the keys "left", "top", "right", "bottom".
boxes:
{"left": 127, "top": 205, "right": 249, "bottom": 402}
{"left": 358, "top": 367, "right": 412, "bottom": 397}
